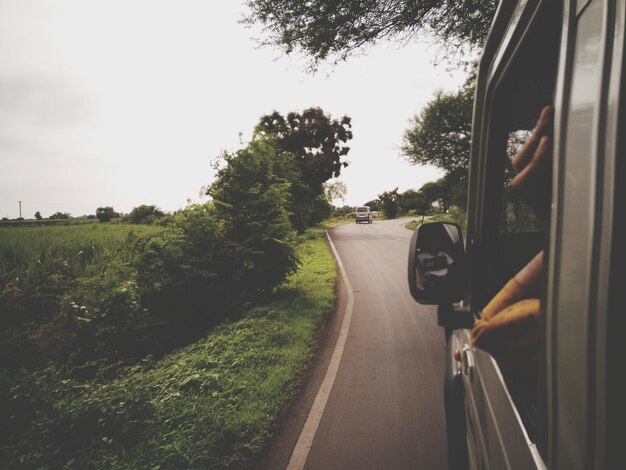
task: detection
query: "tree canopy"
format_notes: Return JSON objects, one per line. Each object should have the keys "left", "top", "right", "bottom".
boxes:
{"left": 96, "top": 206, "right": 119, "bottom": 223}
{"left": 378, "top": 187, "right": 400, "bottom": 219}
{"left": 401, "top": 84, "right": 474, "bottom": 176}
{"left": 127, "top": 205, "right": 165, "bottom": 225}
{"left": 244, "top": 0, "right": 497, "bottom": 66}
{"left": 253, "top": 107, "right": 352, "bottom": 188}
{"left": 401, "top": 83, "right": 473, "bottom": 211}
{"left": 49, "top": 211, "right": 71, "bottom": 220}
{"left": 252, "top": 107, "right": 352, "bottom": 231}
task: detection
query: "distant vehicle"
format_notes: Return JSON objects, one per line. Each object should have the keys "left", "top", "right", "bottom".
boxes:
{"left": 355, "top": 206, "right": 373, "bottom": 224}
{"left": 407, "top": 1, "right": 624, "bottom": 469}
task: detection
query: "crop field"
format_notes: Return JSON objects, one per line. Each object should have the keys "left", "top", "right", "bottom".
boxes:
{"left": 0, "top": 223, "right": 163, "bottom": 290}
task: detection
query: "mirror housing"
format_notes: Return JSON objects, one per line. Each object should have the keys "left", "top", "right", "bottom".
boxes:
{"left": 407, "top": 222, "right": 466, "bottom": 305}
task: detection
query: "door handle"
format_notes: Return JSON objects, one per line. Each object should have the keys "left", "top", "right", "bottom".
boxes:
{"left": 461, "top": 345, "right": 474, "bottom": 379}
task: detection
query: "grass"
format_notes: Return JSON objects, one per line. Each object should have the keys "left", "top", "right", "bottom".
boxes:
{"left": 1, "top": 225, "right": 337, "bottom": 469}
{"left": 0, "top": 223, "right": 163, "bottom": 290}
{"left": 0, "top": 218, "right": 99, "bottom": 228}
{"left": 403, "top": 210, "right": 467, "bottom": 232}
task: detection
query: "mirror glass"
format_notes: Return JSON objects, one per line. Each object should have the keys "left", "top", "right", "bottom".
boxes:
{"left": 407, "top": 222, "right": 466, "bottom": 305}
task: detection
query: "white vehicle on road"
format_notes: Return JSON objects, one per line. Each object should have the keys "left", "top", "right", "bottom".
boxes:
{"left": 355, "top": 206, "right": 373, "bottom": 224}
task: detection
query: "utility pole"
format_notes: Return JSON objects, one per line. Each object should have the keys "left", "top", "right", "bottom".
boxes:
{"left": 18, "top": 200, "right": 22, "bottom": 219}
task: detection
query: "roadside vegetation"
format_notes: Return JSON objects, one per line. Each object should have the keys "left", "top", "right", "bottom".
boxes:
{"left": 1, "top": 224, "right": 335, "bottom": 469}
{"left": 1, "top": 107, "right": 347, "bottom": 468}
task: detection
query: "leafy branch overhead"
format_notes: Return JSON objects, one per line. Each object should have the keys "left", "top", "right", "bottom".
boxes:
{"left": 244, "top": 0, "right": 497, "bottom": 66}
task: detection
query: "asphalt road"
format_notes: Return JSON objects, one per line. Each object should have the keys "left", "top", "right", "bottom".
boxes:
{"left": 260, "top": 219, "right": 449, "bottom": 470}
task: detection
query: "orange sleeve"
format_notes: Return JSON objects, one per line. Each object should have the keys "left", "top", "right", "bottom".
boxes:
{"left": 481, "top": 278, "right": 524, "bottom": 321}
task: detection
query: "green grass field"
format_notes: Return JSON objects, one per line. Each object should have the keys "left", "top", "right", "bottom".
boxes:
{"left": 1, "top": 223, "right": 337, "bottom": 469}
{"left": 0, "top": 223, "right": 163, "bottom": 290}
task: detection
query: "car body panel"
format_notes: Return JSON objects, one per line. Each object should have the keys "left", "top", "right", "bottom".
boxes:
{"left": 444, "top": 0, "right": 625, "bottom": 469}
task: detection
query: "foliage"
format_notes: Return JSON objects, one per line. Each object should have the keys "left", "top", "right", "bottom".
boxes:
{"left": 364, "top": 199, "right": 382, "bottom": 212}
{"left": 398, "top": 189, "right": 431, "bottom": 215}
{"left": 402, "top": 84, "right": 474, "bottom": 176}
{"left": 324, "top": 180, "right": 347, "bottom": 205}
{"left": 49, "top": 211, "right": 71, "bottom": 220}
{"left": 253, "top": 107, "right": 352, "bottom": 232}
{"left": 0, "top": 224, "right": 163, "bottom": 371}
{"left": 208, "top": 140, "right": 299, "bottom": 293}
{"left": 405, "top": 207, "right": 467, "bottom": 232}
{"left": 34, "top": 211, "right": 42, "bottom": 220}
{"left": 400, "top": 80, "right": 475, "bottom": 215}
{"left": 378, "top": 187, "right": 400, "bottom": 219}
{"left": 331, "top": 205, "right": 356, "bottom": 218}
{"left": 96, "top": 206, "right": 119, "bottom": 223}
{"left": 0, "top": 218, "right": 98, "bottom": 228}
{"left": 2, "top": 226, "right": 336, "bottom": 469}
{"left": 244, "top": 0, "right": 497, "bottom": 66}
{"left": 133, "top": 203, "right": 235, "bottom": 330}
{"left": 126, "top": 205, "right": 166, "bottom": 225}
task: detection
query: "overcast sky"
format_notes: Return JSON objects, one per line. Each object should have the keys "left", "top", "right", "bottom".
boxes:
{"left": 0, "top": 0, "right": 467, "bottom": 219}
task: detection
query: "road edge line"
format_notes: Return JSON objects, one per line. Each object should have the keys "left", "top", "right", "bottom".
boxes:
{"left": 286, "top": 229, "right": 355, "bottom": 470}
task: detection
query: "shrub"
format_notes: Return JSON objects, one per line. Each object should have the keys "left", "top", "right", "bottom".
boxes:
{"left": 133, "top": 204, "right": 235, "bottom": 330}
{"left": 126, "top": 205, "right": 165, "bottom": 225}
{"left": 96, "top": 207, "right": 119, "bottom": 223}
{"left": 208, "top": 141, "right": 299, "bottom": 294}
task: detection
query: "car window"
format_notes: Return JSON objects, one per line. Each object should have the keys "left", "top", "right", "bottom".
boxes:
{"left": 479, "top": 0, "right": 561, "bottom": 448}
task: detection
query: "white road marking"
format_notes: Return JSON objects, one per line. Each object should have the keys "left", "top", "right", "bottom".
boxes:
{"left": 286, "top": 230, "right": 355, "bottom": 470}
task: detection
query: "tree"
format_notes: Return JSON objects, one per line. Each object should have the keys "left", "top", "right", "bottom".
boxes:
{"left": 49, "top": 211, "right": 71, "bottom": 220}
{"left": 244, "top": 1, "right": 497, "bottom": 66}
{"left": 253, "top": 107, "right": 352, "bottom": 231}
{"left": 401, "top": 82, "right": 474, "bottom": 212}
{"left": 127, "top": 205, "right": 165, "bottom": 225}
{"left": 34, "top": 211, "right": 42, "bottom": 220}
{"left": 364, "top": 199, "right": 382, "bottom": 212}
{"left": 96, "top": 206, "right": 119, "bottom": 223}
{"left": 401, "top": 84, "right": 474, "bottom": 177}
{"left": 398, "top": 189, "right": 430, "bottom": 215}
{"left": 378, "top": 187, "right": 400, "bottom": 219}
{"left": 324, "top": 180, "right": 348, "bottom": 205}
{"left": 207, "top": 140, "right": 298, "bottom": 294}
{"left": 254, "top": 107, "right": 352, "bottom": 188}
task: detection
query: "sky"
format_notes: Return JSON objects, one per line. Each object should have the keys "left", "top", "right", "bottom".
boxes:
{"left": 0, "top": 0, "right": 467, "bottom": 219}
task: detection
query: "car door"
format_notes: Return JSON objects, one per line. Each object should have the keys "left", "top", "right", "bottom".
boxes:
{"left": 461, "top": 0, "right": 562, "bottom": 468}
{"left": 545, "top": 0, "right": 625, "bottom": 468}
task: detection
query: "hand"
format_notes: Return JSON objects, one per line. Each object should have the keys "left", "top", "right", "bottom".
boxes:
{"left": 510, "top": 105, "right": 554, "bottom": 218}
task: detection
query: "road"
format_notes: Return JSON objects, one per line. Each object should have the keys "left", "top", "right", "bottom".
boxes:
{"left": 260, "top": 219, "right": 449, "bottom": 470}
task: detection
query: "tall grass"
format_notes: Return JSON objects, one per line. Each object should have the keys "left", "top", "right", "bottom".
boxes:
{"left": 0, "top": 224, "right": 163, "bottom": 290}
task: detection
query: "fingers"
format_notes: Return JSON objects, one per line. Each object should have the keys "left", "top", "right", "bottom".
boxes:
{"left": 512, "top": 105, "right": 554, "bottom": 172}
{"left": 511, "top": 135, "right": 552, "bottom": 191}
{"left": 471, "top": 298, "right": 541, "bottom": 358}
{"left": 534, "top": 105, "right": 554, "bottom": 136}
{"left": 481, "top": 278, "right": 524, "bottom": 321}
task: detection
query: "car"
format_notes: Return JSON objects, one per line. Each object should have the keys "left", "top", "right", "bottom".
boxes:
{"left": 407, "top": 1, "right": 625, "bottom": 469}
{"left": 355, "top": 206, "right": 373, "bottom": 224}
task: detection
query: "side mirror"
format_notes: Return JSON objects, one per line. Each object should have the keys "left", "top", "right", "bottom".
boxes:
{"left": 407, "top": 222, "right": 466, "bottom": 305}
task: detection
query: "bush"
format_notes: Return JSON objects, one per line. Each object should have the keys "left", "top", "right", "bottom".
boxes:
{"left": 208, "top": 141, "right": 299, "bottom": 294}
{"left": 133, "top": 204, "right": 235, "bottom": 330}
{"left": 126, "top": 205, "right": 165, "bottom": 225}
{"left": 96, "top": 207, "right": 119, "bottom": 223}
